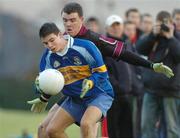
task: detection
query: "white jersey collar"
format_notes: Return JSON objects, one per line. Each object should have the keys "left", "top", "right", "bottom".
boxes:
{"left": 56, "top": 35, "right": 74, "bottom": 56}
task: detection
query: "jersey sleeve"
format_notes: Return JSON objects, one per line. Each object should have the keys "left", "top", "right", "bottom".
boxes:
{"left": 97, "top": 33, "right": 153, "bottom": 69}
{"left": 84, "top": 30, "right": 124, "bottom": 59}
{"left": 99, "top": 34, "right": 124, "bottom": 58}
{"left": 39, "top": 49, "right": 51, "bottom": 72}
{"left": 82, "top": 41, "right": 109, "bottom": 85}
{"left": 81, "top": 30, "right": 153, "bottom": 69}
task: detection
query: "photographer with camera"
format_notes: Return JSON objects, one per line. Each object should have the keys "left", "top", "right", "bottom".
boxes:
{"left": 136, "top": 11, "right": 180, "bottom": 138}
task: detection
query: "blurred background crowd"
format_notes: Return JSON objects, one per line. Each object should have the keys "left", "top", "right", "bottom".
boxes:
{"left": 0, "top": 0, "right": 180, "bottom": 138}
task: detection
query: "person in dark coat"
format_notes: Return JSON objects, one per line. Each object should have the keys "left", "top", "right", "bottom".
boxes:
{"left": 136, "top": 11, "right": 180, "bottom": 138}
{"left": 103, "top": 15, "right": 133, "bottom": 138}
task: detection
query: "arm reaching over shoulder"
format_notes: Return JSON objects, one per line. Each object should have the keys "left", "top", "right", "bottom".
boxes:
{"left": 119, "top": 48, "right": 174, "bottom": 78}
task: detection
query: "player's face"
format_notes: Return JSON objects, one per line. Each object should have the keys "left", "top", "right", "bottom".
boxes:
{"left": 41, "top": 33, "right": 66, "bottom": 53}
{"left": 62, "top": 12, "right": 84, "bottom": 37}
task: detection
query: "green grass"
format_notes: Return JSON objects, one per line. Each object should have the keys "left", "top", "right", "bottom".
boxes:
{"left": 0, "top": 109, "right": 80, "bottom": 138}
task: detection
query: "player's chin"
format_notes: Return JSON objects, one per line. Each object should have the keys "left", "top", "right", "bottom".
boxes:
{"left": 67, "top": 31, "right": 76, "bottom": 37}
{"left": 50, "top": 49, "right": 56, "bottom": 53}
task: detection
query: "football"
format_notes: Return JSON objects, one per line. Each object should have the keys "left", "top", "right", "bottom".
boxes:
{"left": 38, "top": 69, "right": 65, "bottom": 95}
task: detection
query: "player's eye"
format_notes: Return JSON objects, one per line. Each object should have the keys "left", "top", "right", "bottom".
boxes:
{"left": 43, "top": 42, "right": 48, "bottom": 45}
{"left": 70, "top": 18, "right": 76, "bottom": 22}
{"left": 63, "top": 18, "right": 68, "bottom": 22}
{"left": 50, "top": 38, "right": 55, "bottom": 42}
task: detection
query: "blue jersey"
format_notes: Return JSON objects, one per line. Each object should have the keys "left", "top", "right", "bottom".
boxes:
{"left": 40, "top": 35, "right": 114, "bottom": 98}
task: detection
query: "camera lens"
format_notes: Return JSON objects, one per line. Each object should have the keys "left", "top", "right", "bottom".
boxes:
{"left": 161, "top": 24, "right": 170, "bottom": 32}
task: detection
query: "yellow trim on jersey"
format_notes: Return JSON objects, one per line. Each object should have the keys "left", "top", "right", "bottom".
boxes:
{"left": 92, "top": 65, "right": 107, "bottom": 73}
{"left": 58, "top": 65, "right": 91, "bottom": 85}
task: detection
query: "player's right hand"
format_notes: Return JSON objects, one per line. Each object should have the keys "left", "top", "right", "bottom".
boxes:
{"left": 80, "top": 79, "right": 94, "bottom": 98}
{"left": 153, "top": 63, "right": 174, "bottom": 78}
{"left": 27, "top": 98, "right": 48, "bottom": 113}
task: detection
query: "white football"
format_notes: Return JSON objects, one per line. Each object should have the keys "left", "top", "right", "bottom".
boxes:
{"left": 38, "top": 69, "right": 65, "bottom": 95}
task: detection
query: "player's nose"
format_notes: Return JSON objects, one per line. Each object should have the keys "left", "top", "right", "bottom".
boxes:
{"left": 66, "top": 21, "right": 72, "bottom": 26}
{"left": 47, "top": 43, "right": 53, "bottom": 49}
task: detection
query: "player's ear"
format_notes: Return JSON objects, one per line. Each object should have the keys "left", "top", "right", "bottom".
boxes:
{"left": 58, "top": 32, "right": 65, "bottom": 40}
{"left": 80, "top": 16, "right": 84, "bottom": 22}
{"left": 58, "top": 32, "right": 62, "bottom": 37}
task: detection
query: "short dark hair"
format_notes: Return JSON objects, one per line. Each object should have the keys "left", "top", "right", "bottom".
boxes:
{"left": 39, "top": 22, "right": 60, "bottom": 38}
{"left": 141, "top": 13, "right": 152, "bottom": 21}
{"left": 125, "top": 8, "right": 139, "bottom": 18}
{"left": 86, "top": 17, "right": 99, "bottom": 23}
{"left": 172, "top": 8, "right": 180, "bottom": 18}
{"left": 156, "top": 11, "right": 172, "bottom": 23}
{"left": 61, "top": 2, "right": 83, "bottom": 17}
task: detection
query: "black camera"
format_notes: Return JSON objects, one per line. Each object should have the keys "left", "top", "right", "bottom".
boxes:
{"left": 160, "top": 23, "right": 170, "bottom": 32}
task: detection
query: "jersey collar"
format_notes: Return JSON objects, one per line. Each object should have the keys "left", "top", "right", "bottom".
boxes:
{"left": 56, "top": 35, "right": 74, "bottom": 56}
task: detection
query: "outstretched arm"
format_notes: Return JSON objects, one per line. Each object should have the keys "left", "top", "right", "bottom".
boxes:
{"left": 119, "top": 49, "right": 153, "bottom": 68}
{"left": 119, "top": 49, "right": 174, "bottom": 78}
{"left": 78, "top": 30, "right": 174, "bottom": 78}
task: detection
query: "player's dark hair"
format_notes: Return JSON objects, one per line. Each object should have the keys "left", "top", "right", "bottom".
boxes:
{"left": 125, "top": 8, "right": 139, "bottom": 18}
{"left": 39, "top": 22, "right": 60, "bottom": 38}
{"left": 61, "top": 2, "right": 83, "bottom": 17}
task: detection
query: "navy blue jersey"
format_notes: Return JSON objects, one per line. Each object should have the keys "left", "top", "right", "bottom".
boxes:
{"left": 40, "top": 35, "right": 114, "bottom": 98}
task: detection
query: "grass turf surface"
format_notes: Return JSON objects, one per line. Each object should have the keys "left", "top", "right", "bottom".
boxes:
{"left": 0, "top": 108, "right": 80, "bottom": 138}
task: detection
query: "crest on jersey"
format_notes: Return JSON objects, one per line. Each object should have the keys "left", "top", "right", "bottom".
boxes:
{"left": 73, "top": 56, "right": 82, "bottom": 65}
{"left": 53, "top": 60, "right": 61, "bottom": 68}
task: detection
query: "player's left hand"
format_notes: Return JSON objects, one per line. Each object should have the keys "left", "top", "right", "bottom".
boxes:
{"left": 153, "top": 63, "right": 174, "bottom": 78}
{"left": 80, "top": 79, "right": 94, "bottom": 98}
{"left": 27, "top": 98, "right": 48, "bottom": 113}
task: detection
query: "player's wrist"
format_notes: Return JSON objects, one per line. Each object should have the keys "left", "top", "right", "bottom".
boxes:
{"left": 40, "top": 93, "right": 51, "bottom": 102}
{"left": 151, "top": 63, "right": 155, "bottom": 69}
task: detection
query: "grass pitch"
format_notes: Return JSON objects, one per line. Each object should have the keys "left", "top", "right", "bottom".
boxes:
{"left": 0, "top": 109, "right": 80, "bottom": 138}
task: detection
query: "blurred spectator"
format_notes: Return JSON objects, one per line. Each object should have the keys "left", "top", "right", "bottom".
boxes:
{"left": 105, "top": 15, "right": 124, "bottom": 38}
{"left": 125, "top": 8, "right": 143, "bottom": 40}
{"left": 125, "top": 8, "right": 141, "bottom": 28}
{"left": 124, "top": 21, "right": 137, "bottom": 45}
{"left": 140, "top": 13, "right": 154, "bottom": 36}
{"left": 124, "top": 20, "right": 144, "bottom": 138}
{"left": 104, "top": 14, "right": 133, "bottom": 138}
{"left": 85, "top": 16, "right": 101, "bottom": 33}
{"left": 16, "top": 129, "right": 33, "bottom": 138}
{"left": 137, "top": 11, "right": 180, "bottom": 138}
{"left": 172, "top": 9, "right": 180, "bottom": 40}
